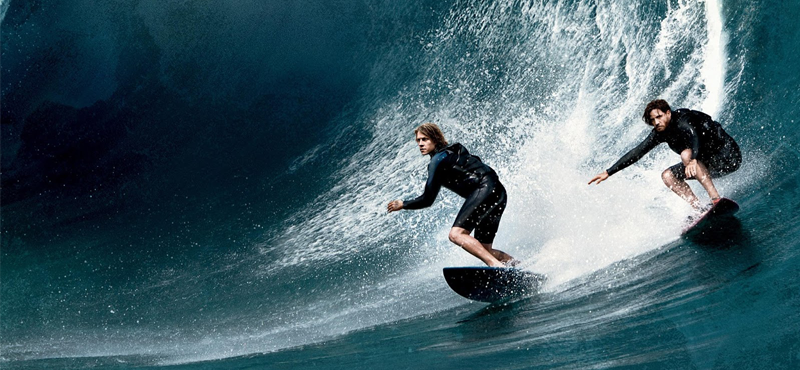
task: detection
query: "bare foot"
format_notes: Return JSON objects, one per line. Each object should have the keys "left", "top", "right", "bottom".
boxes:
{"left": 504, "top": 259, "right": 521, "bottom": 268}
{"left": 488, "top": 261, "right": 506, "bottom": 268}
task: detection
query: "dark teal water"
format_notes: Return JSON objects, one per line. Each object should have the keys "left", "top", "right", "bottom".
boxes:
{"left": 2, "top": 0, "right": 799, "bottom": 368}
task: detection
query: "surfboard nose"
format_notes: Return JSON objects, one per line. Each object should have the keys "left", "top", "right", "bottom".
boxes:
{"left": 443, "top": 267, "right": 545, "bottom": 303}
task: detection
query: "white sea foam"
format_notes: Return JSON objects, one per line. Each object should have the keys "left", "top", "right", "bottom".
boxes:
{"left": 236, "top": 0, "right": 731, "bottom": 361}
{"left": 701, "top": 0, "right": 728, "bottom": 116}
{"left": 266, "top": 0, "right": 727, "bottom": 286}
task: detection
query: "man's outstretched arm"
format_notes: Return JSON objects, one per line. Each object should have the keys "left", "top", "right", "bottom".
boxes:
{"left": 589, "top": 131, "right": 659, "bottom": 185}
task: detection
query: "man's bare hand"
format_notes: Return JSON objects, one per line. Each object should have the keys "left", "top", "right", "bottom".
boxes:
{"left": 588, "top": 171, "right": 610, "bottom": 185}
{"left": 387, "top": 200, "right": 403, "bottom": 213}
{"left": 685, "top": 159, "right": 698, "bottom": 179}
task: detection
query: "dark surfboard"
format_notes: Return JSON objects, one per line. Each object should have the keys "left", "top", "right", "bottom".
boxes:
{"left": 443, "top": 267, "right": 545, "bottom": 303}
{"left": 682, "top": 197, "right": 740, "bottom": 238}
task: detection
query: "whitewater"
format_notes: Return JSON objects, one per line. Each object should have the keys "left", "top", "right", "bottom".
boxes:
{"left": 2, "top": 0, "right": 799, "bottom": 368}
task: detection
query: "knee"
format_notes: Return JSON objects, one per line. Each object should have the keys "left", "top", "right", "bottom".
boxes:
{"left": 680, "top": 149, "right": 693, "bottom": 163}
{"left": 448, "top": 230, "right": 460, "bottom": 244}
{"left": 448, "top": 228, "right": 466, "bottom": 244}
{"left": 661, "top": 169, "right": 674, "bottom": 185}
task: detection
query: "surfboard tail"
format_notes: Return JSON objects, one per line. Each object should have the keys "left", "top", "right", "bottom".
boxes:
{"left": 682, "top": 197, "right": 740, "bottom": 236}
{"left": 443, "top": 267, "right": 545, "bottom": 303}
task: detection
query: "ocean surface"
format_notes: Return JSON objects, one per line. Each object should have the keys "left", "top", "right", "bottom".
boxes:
{"left": 2, "top": 0, "right": 799, "bottom": 368}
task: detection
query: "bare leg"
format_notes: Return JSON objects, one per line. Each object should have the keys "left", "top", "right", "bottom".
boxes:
{"left": 662, "top": 168, "right": 702, "bottom": 210}
{"left": 692, "top": 160, "right": 721, "bottom": 201}
{"left": 679, "top": 149, "right": 721, "bottom": 202}
{"left": 481, "top": 243, "right": 516, "bottom": 265}
{"left": 449, "top": 227, "right": 505, "bottom": 267}
{"left": 664, "top": 149, "right": 721, "bottom": 210}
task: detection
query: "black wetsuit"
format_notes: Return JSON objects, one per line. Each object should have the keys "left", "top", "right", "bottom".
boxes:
{"left": 403, "top": 143, "right": 507, "bottom": 244}
{"left": 607, "top": 109, "right": 741, "bottom": 180}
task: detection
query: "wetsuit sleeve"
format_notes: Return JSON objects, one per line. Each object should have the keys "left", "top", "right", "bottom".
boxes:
{"left": 402, "top": 153, "right": 445, "bottom": 210}
{"left": 606, "top": 130, "right": 660, "bottom": 176}
{"left": 677, "top": 119, "right": 701, "bottom": 160}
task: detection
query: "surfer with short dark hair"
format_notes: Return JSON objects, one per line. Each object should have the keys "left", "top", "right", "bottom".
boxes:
{"left": 387, "top": 123, "right": 516, "bottom": 267}
{"left": 588, "top": 99, "right": 742, "bottom": 210}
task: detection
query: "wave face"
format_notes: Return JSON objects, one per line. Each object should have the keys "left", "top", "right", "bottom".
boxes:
{"left": 2, "top": 0, "right": 799, "bottom": 367}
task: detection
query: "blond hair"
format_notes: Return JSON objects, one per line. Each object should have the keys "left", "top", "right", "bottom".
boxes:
{"left": 414, "top": 123, "right": 448, "bottom": 149}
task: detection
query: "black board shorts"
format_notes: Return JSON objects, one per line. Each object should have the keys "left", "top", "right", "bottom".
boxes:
{"left": 453, "top": 174, "right": 507, "bottom": 244}
{"left": 668, "top": 139, "right": 742, "bottom": 180}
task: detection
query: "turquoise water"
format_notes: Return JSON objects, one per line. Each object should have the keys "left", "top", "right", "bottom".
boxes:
{"left": 2, "top": 0, "right": 799, "bottom": 368}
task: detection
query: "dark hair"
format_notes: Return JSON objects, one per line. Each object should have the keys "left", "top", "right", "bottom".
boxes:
{"left": 642, "top": 99, "right": 671, "bottom": 124}
{"left": 414, "top": 123, "right": 448, "bottom": 149}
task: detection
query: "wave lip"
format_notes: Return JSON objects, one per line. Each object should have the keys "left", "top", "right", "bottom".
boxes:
{"left": 3, "top": 0, "right": 798, "bottom": 367}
